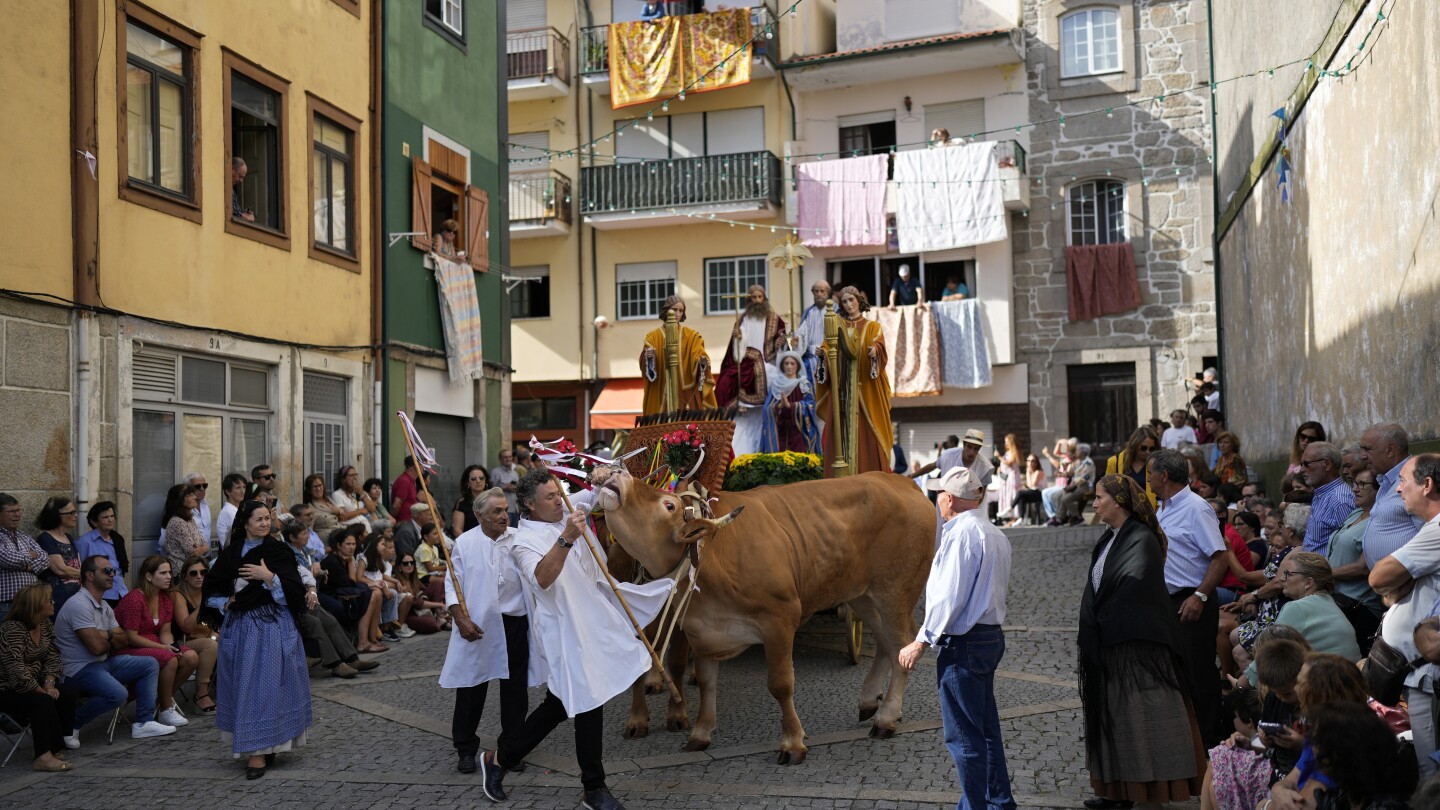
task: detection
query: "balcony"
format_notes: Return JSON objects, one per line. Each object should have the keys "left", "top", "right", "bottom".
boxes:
{"left": 581, "top": 150, "right": 783, "bottom": 229}
{"left": 579, "top": 5, "right": 779, "bottom": 95}
{"left": 780, "top": 27, "right": 1024, "bottom": 92}
{"left": 875, "top": 140, "right": 1030, "bottom": 214}
{"left": 509, "top": 170, "right": 573, "bottom": 239}
{"left": 507, "top": 27, "right": 570, "bottom": 100}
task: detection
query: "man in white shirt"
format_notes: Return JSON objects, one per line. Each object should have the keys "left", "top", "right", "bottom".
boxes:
{"left": 444, "top": 487, "right": 530, "bottom": 776}
{"left": 912, "top": 429, "right": 994, "bottom": 490}
{"left": 480, "top": 470, "right": 668, "bottom": 810}
{"left": 796, "top": 279, "right": 832, "bottom": 359}
{"left": 289, "top": 503, "right": 327, "bottom": 560}
{"left": 1148, "top": 448, "right": 1228, "bottom": 746}
{"left": 1161, "top": 409, "right": 1197, "bottom": 449}
{"left": 899, "top": 467, "right": 1016, "bottom": 810}
{"left": 185, "top": 472, "right": 212, "bottom": 542}
{"left": 1368, "top": 454, "right": 1440, "bottom": 776}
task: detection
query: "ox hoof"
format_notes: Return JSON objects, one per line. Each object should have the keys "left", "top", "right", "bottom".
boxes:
{"left": 858, "top": 705, "right": 879, "bottom": 722}
{"left": 868, "top": 725, "right": 896, "bottom": 740}
{"left": 682, "top": 738, "right": 710, "bottom": 752}
{"left": 776, "top": 749, "right": 807, "bottom": 766}
{"left": 666, "top": 716, "right": 691, "bottom": 732}
{"left": 623, "top": 722, "right": 649, "bottom": 739}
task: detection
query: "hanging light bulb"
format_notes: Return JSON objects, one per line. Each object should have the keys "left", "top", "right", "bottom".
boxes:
{"left": 662, "top": 101, "right": 670, "bottom": 111}
{"left": 765, "top": 26, "right": 773, "bottom": 40}
{"left": 647, "top": 111, "right": 654, "bottom": 121}
{"left": 678, "top": 91, "right": 686, "bottom": 101}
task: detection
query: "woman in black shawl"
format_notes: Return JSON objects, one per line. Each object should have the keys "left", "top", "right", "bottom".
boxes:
{"left": 1080, "top": 475, "right": 1206, "bottom": 808}
{"left": 203, "top": 500, "right": 312, "bottom": 779}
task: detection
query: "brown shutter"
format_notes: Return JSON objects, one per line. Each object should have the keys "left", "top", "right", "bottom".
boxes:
{"left": 411, "top": 156, "right": 433, "bottom": 251}
{"left": 466, "top": 184, "right": 489, "bottom": 272}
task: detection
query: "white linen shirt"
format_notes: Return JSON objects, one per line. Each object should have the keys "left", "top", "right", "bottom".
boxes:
{"left": 1157, "top": 485, "right": 1227, "bottom": 593}
{"left": 1161, "top": 425, "right": 1197, "bottom": 449}
{"left": 438, "top": 525, "right": 513, "bottom": 690}
{"left": 917, "top": 508, "right": 1011, "bottom": 644}
{"left": 490, "top": 526, "right": 527, "bottom": 616}
{"left": 1381, "top": 513, "right": 1440, "bottom": 689}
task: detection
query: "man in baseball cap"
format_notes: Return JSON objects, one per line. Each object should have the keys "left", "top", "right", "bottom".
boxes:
{"left": 900, "top": 464, "right": 1016, "bottom": 810}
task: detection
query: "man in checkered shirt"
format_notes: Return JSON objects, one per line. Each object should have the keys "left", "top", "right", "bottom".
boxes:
{"left": 0, "top": 494, "right": 51, "bottom": 622}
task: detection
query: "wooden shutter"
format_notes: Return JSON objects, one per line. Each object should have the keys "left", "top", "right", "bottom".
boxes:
{"left": 411, "top": 156, "right": 433, "bottom": 251}
{"left": 466, "top": 184, "right": 489, "bottom": 272}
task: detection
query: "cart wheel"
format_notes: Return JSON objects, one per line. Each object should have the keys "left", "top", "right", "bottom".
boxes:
{"left": 845, "top": 605, "right": 864, "bottom": 665}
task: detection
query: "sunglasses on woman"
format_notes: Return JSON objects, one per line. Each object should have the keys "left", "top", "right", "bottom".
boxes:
{"left": 399, "top": 560, "right": 416, "bottom": 567}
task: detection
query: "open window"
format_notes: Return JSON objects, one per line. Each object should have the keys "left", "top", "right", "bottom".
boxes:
{"left": 411, "top": 138, "right": 490, "bottom": 271}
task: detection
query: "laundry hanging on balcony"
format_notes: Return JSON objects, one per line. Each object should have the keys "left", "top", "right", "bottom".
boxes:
{"left": 1065, "top": 241, "right": 1141, "bottom": 322}
{"left": 430, "top": 254, "right": 485, "bottom": 384}
{"left": 873, "top": 304, "right": 944, "bottom": 397}
{"left": 609, "top": 8, "right": 751, "bottom": 110}
{"left": 893, "top": 142, "right": 1008, "bottom": 254}
{"left": 930, "top": 300, "right": 993, "bottom": 389}
{"left": 796, "top": 155, "right": 888, "bottom": 248}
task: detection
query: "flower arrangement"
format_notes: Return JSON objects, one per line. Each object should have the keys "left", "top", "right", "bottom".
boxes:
{"left": 723, "top": 451, "right": 823, "bottom": 492}
{"left": 661, "top": 423, "right": 705, "bottom": 477}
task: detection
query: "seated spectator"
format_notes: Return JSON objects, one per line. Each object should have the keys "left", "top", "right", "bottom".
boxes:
{"left": 1050, "top": 443, "right": 1096, "bottom": 526}
{"left": 34, "top": 497, "right": 82, "bottom": 610}
{"left": 113, "top": 556, "right": 198, "bottom": 728}
{"left": 161, "top": 484, "right": 208, "bottom": 574}
{"left": 0, "top": 583, "right": 78, "bottom": 771}
{"left": 1303, "top": 702, "right": 1418, "bottom": 810}
{"left": 331, "top": 466, "right": 374, "bottom": 532}
{"left": 1204, "top": 634, "right": 1309, "bottom": 810}
{"left": 280, "top": 522, "right": 377, "bottom": 678}
{"left": 1040, "top": 439, "right": 1075, "bottom": 522}
{"left": 54, "top": 556, "right": 173, "bottom": 741}
{"left": 1211, "top": 498, "right": 1255, "bottom": 606}
{"left": 1281, "top": 472, "right": 1312, "bottom": 501}
{"left": 1266, "top": 554, "right": 1362, "bottom": 666}
{"left": 394, "top": 552, "right": 449, "bottom": 634}
{"left": 1163, "top": 409, "right": 1198, "bottom": 449}
{"left": 303, "top": 474, "right": 344, "bottom": 537}
{"left": 414, "top": 522, "right": 452, "bottom": 604}
{"left": 288, "top": 503, "right": 327, "bottom": 560}
{"left": 76, "top": 502, "right": 129, "bottom": 605}
{"left": 169, "top": 556, "right": 218, "bottom": 713}
{"left": 1013, "top": 455, "right": 1048, "bottom": 525}
{"left": 1, "top": 494, "right": 51, "bottom": 623}
{"left": 1231, "top": 511, "right": 1267, "bottom": 572}
{"left": 1195, "top": 473, "right": 1224, "bottom": 500}
{"left": 1326, "top": 467, "right": 1383, "bottom": 621}
{"left": 214, "top": 473, "right": 248, "bottom": 551}
{"left": 320, "top": 526, "right": 386, "bottom": 654}
{"left": 1199, "top": 687, "right": 1266, "bottom": 810}
{"left": 1213, "top": 432, "right": 1249, "bottom": 485}
{"left": 1287, "top": 422, "right": 1328, "bottom": 476}
{"left": 939, "top": 274, "right": 969, "bottom": 302}
{"left": 1339, "top": 444, "right": 1364, "bottom": 483}
{"left": 452, "top": 466, "right": 488, "bottom": 538}
{"left": 363, "top": 478, "right": 392, "bottom": 526}
{"left": 361, "top": 533, "right": 413, "bottom": 642}
{"left": 1265, "top": 654, "right": 1375, "bottom": 810}
{"left": 1224, "top": 505, "right": 1310, "bottom": 679}
{"left": 393, "top": 501, "right": 429, "bottom": 561}
{"left": 1301, "top": 441, "right": 1355, "bottom": 555}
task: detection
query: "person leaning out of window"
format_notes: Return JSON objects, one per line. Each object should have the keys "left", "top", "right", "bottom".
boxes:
{"left": 0, "top": 583, "right": 79, "bottom": 771}
{"left": 435, "top": 219, "right": 461, "bottom": 258}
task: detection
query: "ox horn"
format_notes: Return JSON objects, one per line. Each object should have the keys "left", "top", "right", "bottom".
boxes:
{"left": 675, "top": 505, "right": 744, "bottom": 545}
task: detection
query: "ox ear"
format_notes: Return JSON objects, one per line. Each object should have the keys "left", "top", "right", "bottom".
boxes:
{"left": 674, "top": 506, "right": 744, "bottom": 545}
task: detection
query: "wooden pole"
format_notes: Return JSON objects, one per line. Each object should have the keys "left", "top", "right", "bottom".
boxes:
{"left": 397, "top": 426, "right": 468, "bottom": 617}
{"left": 551, "top": 475, "right": 681, "bottom": 700}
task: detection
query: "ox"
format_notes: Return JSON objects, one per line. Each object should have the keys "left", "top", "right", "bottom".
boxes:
{"left": 596, "top": 470, "right": 936, "bottom": 764}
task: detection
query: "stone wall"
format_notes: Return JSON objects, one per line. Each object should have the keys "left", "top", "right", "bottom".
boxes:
{"left": 1015, "top": 0, "right": 1217, "bottom": 451}
{"left": 0, "top": 298, "right": 72, "bottom": 516}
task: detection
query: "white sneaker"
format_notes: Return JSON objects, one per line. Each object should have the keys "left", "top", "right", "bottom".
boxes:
{"left": 131, "top": 720, "right": 177, "bottom": 739}
{"left": 62, "top": 731, "right": 80, "bottom": 749}
{"left": 157, "top": 706, "right": 189, "bottom": 727}
{"left": 395, "top": 625, "right": 416, "bottom": 638}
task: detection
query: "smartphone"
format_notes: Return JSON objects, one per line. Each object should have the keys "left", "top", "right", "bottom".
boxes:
{"left": 1257, "top": 721, "right": 1287, "bottom": 736}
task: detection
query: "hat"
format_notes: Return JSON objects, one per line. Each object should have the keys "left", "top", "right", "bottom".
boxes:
{"left": 897, "top": 264, "right": 911, "bottom": 277}
{"left": 962, "top": 428, "right": 985, "bottom": 446}
{"left": 926, "top": 467, "right": 986, "bottom": 500}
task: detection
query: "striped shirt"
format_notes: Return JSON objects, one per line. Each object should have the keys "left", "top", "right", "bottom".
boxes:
{"left": 0, "top": 528, "right": 50, "bottom": 602}
{"left": 1157, "top": 486, "right": 1227, "bottom": 594}
{"left": 1363, "top": 457, "right": 1425, "bottom": 567}
{"left": 1305, "top": 476, "right": 1355, "bottom": 554}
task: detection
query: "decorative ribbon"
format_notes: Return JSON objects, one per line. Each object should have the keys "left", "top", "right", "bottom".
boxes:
{"left": 396, "top": 411, "right": 441, "bottom": 474}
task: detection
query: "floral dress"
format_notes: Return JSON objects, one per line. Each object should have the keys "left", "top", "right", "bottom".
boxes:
{"left": 1235, "top": 546, "right": 1295, "bottom": 650}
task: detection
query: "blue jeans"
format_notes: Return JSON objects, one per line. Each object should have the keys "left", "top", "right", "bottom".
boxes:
{"left": 381, "top": 591, "right": 398, "bottom": 624}
{"left": 65, "top": 656, "right": 161, "bottom": 729}
{"left": 0, "top": 600, "right": 11, "bottom": 623}
{"left": 1041, "top": 486, "right": 1065, "bottom": 519}
{"left": 937, "top": 626, "right": 1016, "bottom": 810}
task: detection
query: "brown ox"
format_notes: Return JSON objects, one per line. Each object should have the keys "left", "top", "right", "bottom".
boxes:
{"left": 595, "top": 470, "right": 936, "bottom": 763}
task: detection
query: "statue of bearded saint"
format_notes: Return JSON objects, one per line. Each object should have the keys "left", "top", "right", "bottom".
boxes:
{"left": 716, "top": 285, "right": 786, "bottom": 457}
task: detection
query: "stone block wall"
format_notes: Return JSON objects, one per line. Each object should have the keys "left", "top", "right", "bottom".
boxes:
{"left": 1016, "top": 0, "right": 1218, "bottom": 451}
{"left": 0, "top": 298, "right": 72, "bottom": 516}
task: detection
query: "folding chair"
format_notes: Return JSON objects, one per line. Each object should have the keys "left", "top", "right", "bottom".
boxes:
{"left": 0, "top": 712, "right": 31, "bottom": 767}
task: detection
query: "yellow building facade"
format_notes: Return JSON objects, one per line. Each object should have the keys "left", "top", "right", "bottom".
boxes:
{"left": 0, "top": 0, "right": 376, "bottom": 557}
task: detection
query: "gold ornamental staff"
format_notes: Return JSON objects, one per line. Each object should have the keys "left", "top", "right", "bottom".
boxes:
{"left": 823, "top": 300, "right": 853, "bottom": 476}
{"left": 662, "top": 308, "right": 681, "bottom": 413}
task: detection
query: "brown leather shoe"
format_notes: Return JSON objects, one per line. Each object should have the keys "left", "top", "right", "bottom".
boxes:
{"left": 331, "top": 662, "right": 359, "bottom": 678}
{"left": 350, "top": 658, "right": 380, "bottom": 672}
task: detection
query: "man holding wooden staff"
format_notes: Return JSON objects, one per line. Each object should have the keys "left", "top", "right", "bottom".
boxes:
{"left": 480, "top": 468, "right": 669, "bottom": 810}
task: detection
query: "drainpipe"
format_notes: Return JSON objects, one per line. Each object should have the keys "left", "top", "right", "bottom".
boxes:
{"left": 75, "top": 314, "right": 92, "bottom": 514}
{"left": 1205, "top": 0, "right": 1225, "bottom": 390}
{"left": 71, "top": 0, "right": 101, "bottom": 513}
{"left": 579, "top": 0, "right": 599, "bottom": 385}
{"left": 372, "top": 0, "right": 387, "bottom": 479}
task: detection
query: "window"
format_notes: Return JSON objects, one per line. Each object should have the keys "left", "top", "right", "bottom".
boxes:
{"left": 117, "top": 6, "right": 200, "bottom": 221}
{"left": 616, "top": 107, "right": 765, "bottom": 162}
{"left": 837, "top": 111, "right": 897, "bottom": 159}
{"left": 130, "top": 350, "right": 273, "bottom": 544}
{"left": 304, "top": 373, "right": 349, "bottom": 479}
{"left": 307, "top": 95, "right": 362, "bottom": 269}
{"left": 411, "top": 135, "right": 490, "bottom": 271}
{"left": 1067, "top": 180, "right": 1126, "bottom": 245}
{"left": 224, "top": 50, "right": 290, "bottom": 248}
{"left": 1061, "top": 8, "right": 1121, "bottom": 78}
{"left": 616, "top": 261, "right": 676, "bottom": 321}
{"left": 923, "top": 99, "right": 986, "bottom": 145}
{"left": 704, "top": 256, "right": 768, "bottom": 315}
{"left": 510, "top": 266, "right": 551, "bottom": 319}
{"left": 513, "top": 398, "right": 578, "bottom": 431}
{"left": 425, "top": 0, "right": 465, "bottom": 42}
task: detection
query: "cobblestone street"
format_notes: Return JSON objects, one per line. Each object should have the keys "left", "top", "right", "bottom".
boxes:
{"left": 0, "top": 526, "right": 1105, "bottom": 809}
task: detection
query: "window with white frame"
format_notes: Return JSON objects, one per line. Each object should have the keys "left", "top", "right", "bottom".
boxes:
{"left": 510, "top": 265, "right": 551, "bottom": 319}
{"left": 425, "top": 0, "right": 464, "bottom": 37}
{"left": 1067, "top": 179, "right": 1126, "bottom": 245}
{"left": 704, "top": 256, "right": 768, "bottom": 315}
{"left": 1060, "top": 8, "right": 1121, "bottom": 78}
{"left": 303, "top": 373, "right": 349, "bottom": 480}
{"left": 616, "top": 261, "right": 676, "bottom": 321}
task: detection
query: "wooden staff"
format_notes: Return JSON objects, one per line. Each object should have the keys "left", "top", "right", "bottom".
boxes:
{"left": 662, "top": 308, "right": 680, "bottom": 413}
{"left": 551, "top": 474, "right": 681, "bottom": 700}
{"left": 398, "top": 427, "right": 468, "bottom": 618}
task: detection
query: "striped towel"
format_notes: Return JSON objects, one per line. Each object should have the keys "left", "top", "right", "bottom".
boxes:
{"left": 431, "top": 254, "right": 484, "bottom": 382}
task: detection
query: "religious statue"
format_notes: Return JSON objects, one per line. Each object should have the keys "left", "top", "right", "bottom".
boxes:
{"left": 640, "top": 296, "right": 716, "bottom": 415}
{"left": 715, "top": 285, "right": 786, "bottom": 456}
{"left": 815, "top": 286, "right": 893, "bottom": 475}
{"left": 759, "top": 350, "right": 821, "bottom": 454}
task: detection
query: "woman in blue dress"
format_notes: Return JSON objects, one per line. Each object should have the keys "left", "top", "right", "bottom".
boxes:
{"left": 760, "top": 350, "right": 821, "bottom": 454}
{"left": 203, "top": 501, "right": 312, "bottom": 779}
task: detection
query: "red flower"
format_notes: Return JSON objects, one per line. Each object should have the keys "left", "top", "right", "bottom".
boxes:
{"left": 691, "top": 439, "right": 701, "bottom": 447}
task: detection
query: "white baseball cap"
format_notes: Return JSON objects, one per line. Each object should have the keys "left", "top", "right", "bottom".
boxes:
{"left": 925, "top": 467, "right": 986, "bottom": 500}
{"left": 897, "top": 264, "right": 911, "bottom": 277}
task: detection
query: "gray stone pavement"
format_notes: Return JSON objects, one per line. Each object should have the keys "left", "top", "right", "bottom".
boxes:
{"left": 0, "top": 524, "right": 1114, "bottom": 809}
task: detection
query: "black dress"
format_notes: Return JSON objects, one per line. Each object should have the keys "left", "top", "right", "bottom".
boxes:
{"left": 453, "top": 495, "right": 480, "bottom": 534}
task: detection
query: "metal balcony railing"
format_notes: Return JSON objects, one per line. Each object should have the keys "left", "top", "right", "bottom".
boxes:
{"left": 506, "top": 27, "right": 571, "bottom": 84}
{"left": 509, "top": 170, "right": 573, "bottom": 225}
{"left": 581, "top": 151, "right": 783, "bottom": 215}
{"left": 995, "top": 140, "right": 1027, "bottom": 175}
{"left": 579, "top": 4, "right": 777, "bottom": 76}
